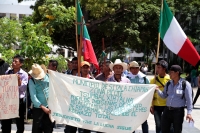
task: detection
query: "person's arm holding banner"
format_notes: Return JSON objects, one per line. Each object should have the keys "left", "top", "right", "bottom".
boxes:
{"left": 18, "top": 74, "right": 28, "bottom": 91}
{"left": 155, "top": 85, "right": 168, "bottom": 99}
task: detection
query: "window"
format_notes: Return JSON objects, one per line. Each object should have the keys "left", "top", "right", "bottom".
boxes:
{"left": 10, "top": 13, "right": 16, "bottom": 20}
{"left": 0, "top": 13, "right": 6, "bottom": 18}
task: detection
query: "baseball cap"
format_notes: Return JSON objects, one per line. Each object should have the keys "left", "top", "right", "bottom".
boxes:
{"left": 81, "top": 61, "right": 90, "bottom": 67}
{"left": 170, "top": 65, "right": 182, "bottom": 74}
{"left": 156, "top": 60, "right": 168, "bottom": 69}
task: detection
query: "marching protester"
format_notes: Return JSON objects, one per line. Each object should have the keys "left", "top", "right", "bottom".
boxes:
{"left": 79, "top": 61, "right": 94, "bottom": 133}
{"left": 193, "top": 73, "right": 200, "bottom": 106}
{"left": 28, "top": 64, "right": 53, "bottom": 133}
{"left": 65, "top": 57, "right": 78, "bottom": 75}
{"left": 48, "top": 59, "right": 58, "bottom": 71}
{"left": 155, "top": 65, "right": 193, "bottom": 133}
{"left": 150, "top": 60, "right": 171, "bottom": 133}
{"left": 95, "top": 60, "right": 113, "bottom": 81}
{"left": 190, "top": 67, "right": 197, "bottom": 88}
{"left": 1, "top": 55, "right": 28, "bottom": 133}
{"left": 80, "top": 61, "right": 93, "bottom": 79}
{"left": 107, "top": 59, "right": 130, "bottom": 83}
{"left": 127, "top": 61, "right": 149, "bottom": 133}
{"left": 0, "top": 53, "right": 10, "bottom": 75}
{"left": 64, "top": 57, "right": 79, "bottom": 133}
{"left": 66, "top": 59, "right": 72, "bottom": 74}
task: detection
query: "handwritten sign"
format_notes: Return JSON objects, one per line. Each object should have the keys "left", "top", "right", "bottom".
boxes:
{"left": 0, "top": 74, "right": 19, "bottom": 119}
{"left": 48, "top": 71, "right": 156, "bottom": 133}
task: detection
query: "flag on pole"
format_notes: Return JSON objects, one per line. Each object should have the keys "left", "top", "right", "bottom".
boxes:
{"left": 77, "top": 2, "right": 99, "bottom": 69}
{"left": 159, "top": 0, "right": 200, "bottom": 66}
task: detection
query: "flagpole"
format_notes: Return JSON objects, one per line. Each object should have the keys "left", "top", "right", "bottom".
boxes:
{"left": 78, "top": 16, "right": 84, "bottom": 76}
{"left": 75, "top": 0, "right": 79, "bottom": 53}
{"left": 155, "top": 0, "right": 164, "bottom": 77}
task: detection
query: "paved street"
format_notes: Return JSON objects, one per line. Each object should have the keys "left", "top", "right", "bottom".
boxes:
{"left": 3, "top": 75, "right": 200, "bottom": 133}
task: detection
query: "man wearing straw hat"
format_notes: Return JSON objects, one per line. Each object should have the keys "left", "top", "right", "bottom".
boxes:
{"left": 127, "top": 61, "right": 149, "bottom": 133}
{"left": 1, "top": 55, "right": 28, "bottom": 133}
{"left": 107, "top": 59, "right": 130, "bottom": 83}
{"left": 28, "top": 64, "right": 53, "bottom": 133}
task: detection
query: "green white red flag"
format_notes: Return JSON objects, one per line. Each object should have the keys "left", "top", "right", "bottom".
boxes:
{"left": 159, "top": 0, "right": 200, "bottom": 66}
{"left": 77, "top": 2, "right": 99, "bottom": 68}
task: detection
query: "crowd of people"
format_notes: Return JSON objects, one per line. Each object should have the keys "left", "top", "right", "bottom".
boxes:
{"left": 0, "top": 54, "right": 196, "bottom": 133}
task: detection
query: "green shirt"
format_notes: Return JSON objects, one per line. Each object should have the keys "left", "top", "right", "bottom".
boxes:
{"left": 29, "top": 74, "right": 49, "bottom": 108}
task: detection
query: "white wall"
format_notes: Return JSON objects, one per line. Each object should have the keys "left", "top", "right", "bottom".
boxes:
{"left": 0, "top": 0, "right": 36, "bottom": 15}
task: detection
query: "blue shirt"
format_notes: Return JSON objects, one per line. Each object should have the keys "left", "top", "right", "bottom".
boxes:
{"left": 157, "top": 78, "right": 193, "bottom": 114}
{"left": 29, "top": 74, "right": 49, "bottom": 108}
{"left": 5, "top": 69, "right": 28, "bottom": 99}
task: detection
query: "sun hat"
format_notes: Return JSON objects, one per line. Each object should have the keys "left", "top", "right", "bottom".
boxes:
{"left": 109, "top": 59, "right": 127, "bottom": 71}
{"left": 28, "top": 64, "right": 46, "bottom": 79}
{"left": 129, "top": 61, "right": 140, "bottom": 68}
{"left": 81, "top": 61, "right": 90, "bottom": 67}
{"left": 40, "top": 64, "right": 47, "bottom": 74}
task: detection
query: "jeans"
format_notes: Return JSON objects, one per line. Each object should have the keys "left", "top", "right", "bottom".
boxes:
{"left": 193, "top": 88, "right": 200, "bottom": 105}
{"left": 132, "top": 120, "right": 148, "bottom": 133}
{"left": 153, "top": 106, "right": 165, "bottom": 133}
{"left": 32, "top": 107, "right": 53, "bottom": 133}
{"left": 191, "top": 77, "right": 197, "bottom": 87}
{"left": 1, "top": 99, "right": 24, "bottom": 133}
{"left": 161, "top": 107, "right": 184, "bottom": 133}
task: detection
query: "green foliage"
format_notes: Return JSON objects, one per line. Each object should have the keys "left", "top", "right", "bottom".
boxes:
{"left": 19, "top": 0, "right": 200, "bottom": 64}
{"left": 0, "top": 18, "right": 22, "bottom": 49}
{"left": 17, "top": 22, "right": 52, "bottom": 70}
{"left": 45, "top": 55, "right": 67, "bottom": 72}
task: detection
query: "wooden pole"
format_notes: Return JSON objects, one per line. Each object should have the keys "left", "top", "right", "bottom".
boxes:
{"left": 78, "top": 16, "right": 84, "bottom": 76}
{"left": 75, "top": 0, "right": 79, "bottom": 53}
{"left": 155, "top": 0, "right": 164, "bottom": 78}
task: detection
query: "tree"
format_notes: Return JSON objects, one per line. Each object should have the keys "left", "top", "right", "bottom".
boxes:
{"left": 19, "top": 0, "right": 200, "bottom": 62}
{"left": 28, "top": 0, "right": 160, "bottom": 57}
{"left": 0, "top": 18, "right": 22, "bottom": 64}
{"left": 0, "top": 18, "right": 22, "bottom": 49}
{"left": 17, "top": 22, "right": 52, "bottom": 70}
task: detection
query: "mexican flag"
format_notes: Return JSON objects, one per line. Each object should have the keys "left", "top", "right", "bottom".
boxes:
{"left": 159, "top": 0, "right": 200, "bottom": 66}
{"left": 77, "top": 2, "right": 99, "bottom": 69}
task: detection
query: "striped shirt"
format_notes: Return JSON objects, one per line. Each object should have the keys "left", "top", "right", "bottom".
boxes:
{"left": 157, "top": 78, "right": 193, "bottom": 114}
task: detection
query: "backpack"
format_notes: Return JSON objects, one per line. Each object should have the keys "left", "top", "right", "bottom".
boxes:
{"left": 166, "top": 80, "right": 186, "bottom": 99}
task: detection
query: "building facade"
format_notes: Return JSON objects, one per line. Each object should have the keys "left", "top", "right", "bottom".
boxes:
{"left": 0, "top": 0, "right": 35, "bottom": 19}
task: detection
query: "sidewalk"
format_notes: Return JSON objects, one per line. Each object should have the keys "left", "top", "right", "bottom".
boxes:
{"left": 6, "top": 86, "right": 200, "bottom": 133}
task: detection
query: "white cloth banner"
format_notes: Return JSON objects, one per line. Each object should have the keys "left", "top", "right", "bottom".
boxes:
{"left": 0, "top": 74, "right": 19, "bottom": 119}
{"left": 48, "top": 71, "right": 156, "bottom": 133}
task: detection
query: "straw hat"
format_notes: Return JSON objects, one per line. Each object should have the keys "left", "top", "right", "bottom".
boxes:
{"left": 109, "top": 59, "right": 127, "bottom": 71}
{"left": 81, "top": 61, "right": 90, "bottom": 67}
{"left": 40, "top": 64, "right": 47, "bottom": 74}
{"left": 28, "top": 64, "right": 46, "bottom": 79}
{"left": 129, "top": 61, "right": 140, "bottom": 69}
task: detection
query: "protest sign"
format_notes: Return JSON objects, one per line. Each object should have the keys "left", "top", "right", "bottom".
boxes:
{"left": 48, "top": 71, "right": 156, "bottom": 133}
{"left": 0, "top": 74, "right": 19, "bottom": 119}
